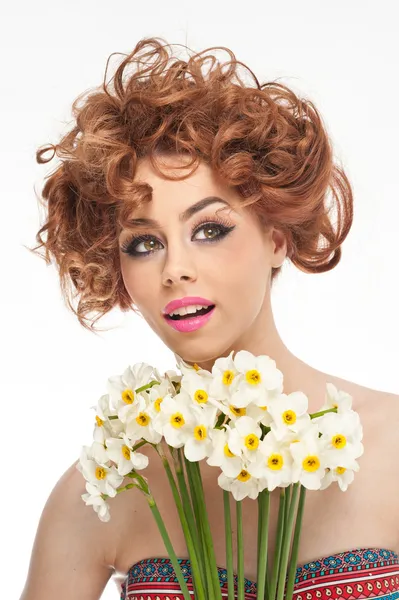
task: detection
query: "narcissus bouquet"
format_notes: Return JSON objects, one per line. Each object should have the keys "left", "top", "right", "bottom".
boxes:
{"left": 77, "top": 350, "right": 363, "bottom": 600}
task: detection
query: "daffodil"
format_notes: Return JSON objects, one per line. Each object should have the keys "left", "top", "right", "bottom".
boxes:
{"left": 107, "top": 362, "right": 155, "bottom": 423}
{"left": 105, "top": 433, "right": 149, "bottom": 476}
{"left": 229, "top": 350, "right": 284, "bottom": 408}
{"left": 269, "top": 391, "right": 311, "bottom": 440}
{"left": 81, "top": 482, "right": 111, "bottom": 522}
{"left": 206, "top": 427, "right": 243, "bottom": 477}
{"left": 290, "top": 426, "right": 327, "bottom": 490}
{"left": 218, "top": 466, "right": 262, "bottom": 501}
{"left": 183, "top": 404, "right": 218, "bottom": 461}
{"left": 248, "top": 430, "right": 294, "bottom": 491}
{"left": 152, "top": 392, "right": 197, "bottom": 448}
{"left": 77, "top": 445, "right": 123, "bottom": 497}
{"left": 209, "top": 350, "right": 240, "bottom": 400}
{"left": 319, "top": 382, "right": 353, "bottom": 414}
{"left": 227, "top": 415, "right": 263, "bottom": 463}
{"left": 315, "top": 410, "right": 364, "bottom": 467}
{"left": 320, "top": 462, "right": 359, "bottom": 491}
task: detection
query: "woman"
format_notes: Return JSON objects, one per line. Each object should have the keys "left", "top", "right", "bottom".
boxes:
{"left": 21, "top": 37, "right": 399, "bottom": 600}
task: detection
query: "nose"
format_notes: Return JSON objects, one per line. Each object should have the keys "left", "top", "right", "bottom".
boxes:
{"left": 161, "top": 245, "right": 197, "bottom": 287}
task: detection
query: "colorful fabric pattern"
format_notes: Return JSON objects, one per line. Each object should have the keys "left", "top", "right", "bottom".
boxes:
{"left": 120, "top": 547, "right": 399, "bottom": 599}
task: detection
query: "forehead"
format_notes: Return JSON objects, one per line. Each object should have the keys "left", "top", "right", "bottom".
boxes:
{"left": 134, "top": 153, "right": 229, "bottom": 196}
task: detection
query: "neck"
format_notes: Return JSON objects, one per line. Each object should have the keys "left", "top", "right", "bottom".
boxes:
{"left": 176, "top": 294, "right": 327, "bottom": 405}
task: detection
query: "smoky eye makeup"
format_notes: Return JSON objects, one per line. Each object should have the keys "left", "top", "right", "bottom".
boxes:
{"left": 119, "top": 213, "right": 236, "bottom": 257}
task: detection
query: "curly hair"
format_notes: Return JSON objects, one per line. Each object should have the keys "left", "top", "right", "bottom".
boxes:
{"left": 28, "top": 36, "right": 353, "bottom": 333}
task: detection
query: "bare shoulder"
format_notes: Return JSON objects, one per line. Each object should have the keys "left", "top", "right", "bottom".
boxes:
{"left": 20, "top": 459, "right": 125, "bottom": 600}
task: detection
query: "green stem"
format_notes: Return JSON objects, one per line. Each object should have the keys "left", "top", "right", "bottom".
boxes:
{"left": 283, "top": 485, "right": 292, "bottom": 533}
{"left": 236, "top": 500, "right": 245, "bottom": 600}
{"left": 184, "top": 455, "right": 206, "bottom": 570}
{"left": 147, "top": 494, "right": 192, "bottom": 600}
{"left": 285, "top": 485, "right": 306, "bottom": 600}
{"left": 132, "top": 439, "right": 148, "bottom": 451}
{"left": 157, "top": 448, "right": 206, "bottom": 600}
{"left": 309, "top": 407, "right": 337, "bottom": 419}
{"left": 224, "top": 491, "right": 235, "bottom": 600}
{"left": 256, "top": 490, "right": 270, "bottom": 600}
{"left": 269, "top": 488, "right": 286, "bottom": 600}
{"left": 188, "top": 460, "right": 223, "bottom": 600}
{"left": 276, "top": 483, "right": 300, "bottom": 600}
{"left": 175, "top": 449, "right": 206, "bottom": 590}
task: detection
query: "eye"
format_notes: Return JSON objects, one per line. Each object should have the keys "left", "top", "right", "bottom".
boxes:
{"left": 120, "top": 216, "right": 236, "bottom": 257}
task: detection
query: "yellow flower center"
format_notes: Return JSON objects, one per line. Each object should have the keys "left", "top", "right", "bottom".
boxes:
{"left": 171, "top": 412, "right": 185, "bottom": 428}
{"left": 237, "top": 469, "right": 251, "bottom": 482}
{"left": 223, "top": 370, "right": 235, "bottom": 385}
{"left": 259, "top": 406, "right": 267, "bottom": 411}
{"left": 230, "top": 405, "right": 246, "bottom": 417}
{"left": 245, "top": 369, "right": 261, "bottom": 385}
{"left": 224, "top": 443, "right": 235, "bottom": 458}
{"left": 95, "top": 466, "right": 106, "bottom": 480}
{"left": 194, "top": 425, "right": 207, "bottom": 441}
{"left": 267, "top": 453, "right": 284, "bottom": 470}
{"left": 122, "top": 445, "right": 131, "bottom": 460}
{"left": 136, "top": 412, "right": 150, "bottom": 426}
{"left": 193, "top": 363, "right": 200, "bottom": 371}
{"left": 154, "top": 397, "right": 163, "bottom": 412}
{"left": 282, "top": 410, "right": 296, "bottom": 425}
{"left": 244, "top": 433, "right": 259, "bottom": 451}
{"left": 302, "top": 455, "right": 320, "bottom": 472}
{"left": 332, "top": 403, "right": 338, "bottom": 408}
{"left": 335, "top": 466, "right": 346, "bottom": 474}
{"left": 122, "top": 388, "right": 134, "bottom": 404}
{"left": 95, "top": 415, "right": 104, "bottom": 427}
{"left": 332, "top": 434, "right": 347, "bottom": 449}
{"left": 194, "top": 389, "right": 208, "bottom": 404}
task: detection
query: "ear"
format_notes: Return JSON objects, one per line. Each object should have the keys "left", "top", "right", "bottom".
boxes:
{"left": 270, "top": 227, "right": 288, "bottom": 268}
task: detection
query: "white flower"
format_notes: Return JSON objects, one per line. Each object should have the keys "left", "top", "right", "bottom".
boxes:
{"left": 218, "top": 467, "right": 262, "bottom": 501}
{"left": 227, "top": 416, "right": 263, "bottom": 463}
{"left": 77, "top": 445, "right": 123, "bottom": 497}
{"left": 107, "top": 362, "right": 155, "bottom": 423}
{"left": 105, "top": 433, "right": 149, "bottom": 476}
{"left": 92, "top": 394, "right": 121, "bottom": 443}
{"left": 183, "top": 404, "right": 218, "bottom": 462}
{"left": 81, "top": 482, "right": 111, "bottom": 522}
{"left": 290, "top": 427, "right": 327, "bottom": 490}
{"left": 315, "top": 410, "right": 364, "bottom": 467}
{"left": 248, "top": 430, "right": 294, "bottom": 491}
{"left": 180, "top": 369, "right": 215, "bottom": 407}
{"left": 152, "top": 392, "right": 197, "bottom": 448}
{"left": 269, "top": 391, "right": 311, "bottom": 441}
{"left": 228, "top": 350, "right": 284, "bottom": 408}
{"left": 209, "top": 350, "right": 241, "bottom": 400}
{"left": 125, "top": 397, "right": 163, "bottom": 445}
{"left": 319, "top": 382, "right": 353, "bottom": 414}
{"left": 206, "top": 428, "right": 243, "bottom": 477}
{"left": 146, "top": 377, "right": 176, "bottom": 418}
{"left": 320, "top": 462, "right": 359, "bottom": 491}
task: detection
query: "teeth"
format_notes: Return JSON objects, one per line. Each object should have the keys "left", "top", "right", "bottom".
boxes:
{"left": 168, "top": 304, "right": 210, "bottom": 317}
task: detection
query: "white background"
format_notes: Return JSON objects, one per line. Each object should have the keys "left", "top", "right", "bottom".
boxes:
{"left": 1, "top": 0, "right": 398, "bottom": 598}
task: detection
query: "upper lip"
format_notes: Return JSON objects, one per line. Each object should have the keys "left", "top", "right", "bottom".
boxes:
{"left": 162, "top": 296, "right": 215, "bottom": 315}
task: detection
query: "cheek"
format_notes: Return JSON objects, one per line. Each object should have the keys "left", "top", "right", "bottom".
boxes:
{"left": 120, "top": 258, "right": 154, "bottom": 305}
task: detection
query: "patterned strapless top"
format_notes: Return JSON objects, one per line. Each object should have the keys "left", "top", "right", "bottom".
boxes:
{"left": 120, "top": 547, "right": 399, "bottom": 600}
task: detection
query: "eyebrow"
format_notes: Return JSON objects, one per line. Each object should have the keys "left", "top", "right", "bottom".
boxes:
{"left": 122, "top": 196, "right": 232, "bottom": 230}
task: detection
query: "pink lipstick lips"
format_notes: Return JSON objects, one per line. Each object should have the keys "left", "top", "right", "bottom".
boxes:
{"left": 162, "top": 296, "right": 216, "bottom": 333}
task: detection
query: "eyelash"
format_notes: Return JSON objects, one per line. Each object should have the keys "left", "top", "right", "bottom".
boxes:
{"left": 120, "top": 215, "right": 236, "bottom": 257}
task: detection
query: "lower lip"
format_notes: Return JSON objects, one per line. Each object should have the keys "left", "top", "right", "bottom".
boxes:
{"left": 164, "top": 306, "right": 216, "bottom": 332}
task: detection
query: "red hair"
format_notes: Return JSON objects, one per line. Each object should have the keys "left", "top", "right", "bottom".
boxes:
{"left": 29, "top": 37, "right": 353, "bottom": 333}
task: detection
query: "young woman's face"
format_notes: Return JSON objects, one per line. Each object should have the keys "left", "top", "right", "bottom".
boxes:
{"left": 118, "top": 153, "right": 287, "bottom": 364}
